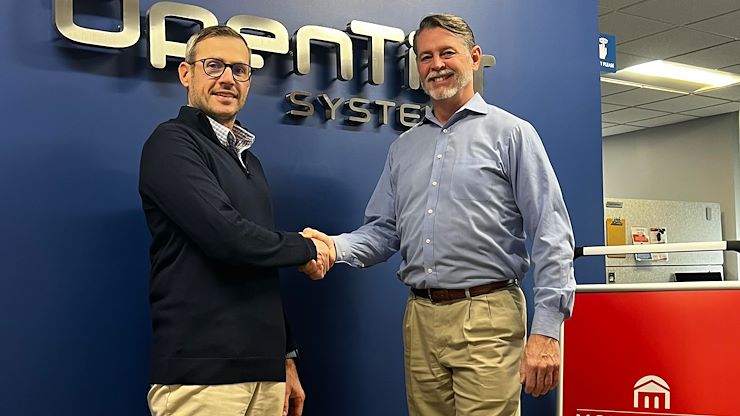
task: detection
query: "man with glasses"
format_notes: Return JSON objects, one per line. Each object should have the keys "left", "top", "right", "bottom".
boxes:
{"left": 303, "top": 14, "right": 575, "bottom": 415}
{"left": 139, "top": 25, "right": 329, "bottom": 416}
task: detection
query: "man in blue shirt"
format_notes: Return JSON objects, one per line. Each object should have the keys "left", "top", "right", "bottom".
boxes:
{"left": 304, "top": 14, "right": 575, "bottom": 415}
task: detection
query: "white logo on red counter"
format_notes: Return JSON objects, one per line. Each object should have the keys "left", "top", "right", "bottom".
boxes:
{"left": 633, "top": 375, "right": 670, "bottom": 410}
{"left": 575, "top": 374, "right": 720, "bottom": 416}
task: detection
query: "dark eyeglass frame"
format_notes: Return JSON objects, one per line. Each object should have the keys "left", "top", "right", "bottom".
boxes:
{"left": 188, "top": 58, "right": 253, "bottom": 82}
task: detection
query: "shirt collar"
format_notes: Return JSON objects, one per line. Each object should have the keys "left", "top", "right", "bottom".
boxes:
{"left": 206, "top": 116, "right": 255, "bottom": 150}
{"left": 231, "top": 123, "right": 254, "bottom": 148}
{"left": 423, "top": 93, "right": 489, "bottom": 126}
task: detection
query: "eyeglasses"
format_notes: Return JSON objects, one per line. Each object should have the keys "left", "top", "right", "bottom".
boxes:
{"left": 189, "top": 58, "right": 253, "bottom": 82}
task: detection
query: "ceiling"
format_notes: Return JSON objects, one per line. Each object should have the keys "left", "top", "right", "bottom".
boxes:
{"left": 599, "top": 0, "right": 740, "bottom": 136}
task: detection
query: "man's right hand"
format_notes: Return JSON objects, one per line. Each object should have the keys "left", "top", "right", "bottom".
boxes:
{"left": 298, "top": 235, "right": 331, "bottom": 280}
{"left": 302, "top": 228, "right": 336, "bottom": 265}
{"left": 298, "top": 228, "right": 336, "bottom": 280}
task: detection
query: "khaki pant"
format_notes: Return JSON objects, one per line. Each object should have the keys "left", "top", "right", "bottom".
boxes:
{"left": 148, "top": 382, "right": 285, "bottom": 416}
{"left": 403, "top": 285, "right": 526, "bottom": 416}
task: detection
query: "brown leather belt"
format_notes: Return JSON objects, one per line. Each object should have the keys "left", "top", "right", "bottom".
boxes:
{"left": 411, "top": 280, "right": 514, "bottom": 303}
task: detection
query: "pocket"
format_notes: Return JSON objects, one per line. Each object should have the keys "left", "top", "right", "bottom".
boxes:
{"left": 450, "top": 157, "right": 500, "bottom": 201}
{"left": 146, "top": 384, "right": 173, "bottom": 416}
{"left": 467, "top": 288, "right": 526, "bottom": 343}
{"left": 506, "top": 287, "right": 527, "bottom": 339}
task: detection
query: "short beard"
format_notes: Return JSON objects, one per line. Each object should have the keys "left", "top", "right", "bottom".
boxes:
{"left": 421, "top": 68, "right": 473, "bottom": 101}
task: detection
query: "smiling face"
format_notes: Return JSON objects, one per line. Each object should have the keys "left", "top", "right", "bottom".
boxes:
{"left": 415, "top": 27, "right": 481, "bottom": 105}
{"left": 178, "top": 36, "right": 251, "bottom": 129}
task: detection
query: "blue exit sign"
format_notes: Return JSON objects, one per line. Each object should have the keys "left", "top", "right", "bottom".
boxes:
{"left": 599, "top": 33, "right": 616, "bottom": 73}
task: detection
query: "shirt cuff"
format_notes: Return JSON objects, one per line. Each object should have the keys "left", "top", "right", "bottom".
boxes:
{"left": 530, "top": 308, "right": 565, "bottom": 341}
{"left": 332, "top": 235, "right": 355, "bottom": 265}
{"left": 285, "top": 349, "right": 299, "bottom": 359}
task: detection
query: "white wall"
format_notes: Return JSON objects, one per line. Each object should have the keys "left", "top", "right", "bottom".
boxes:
{"left": 603, "top": 112, "right": 740, "bottom": 280}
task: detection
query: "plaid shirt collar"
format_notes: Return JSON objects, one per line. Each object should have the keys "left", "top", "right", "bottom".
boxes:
{"left": 206, "top": 116, "right": 255, "bottom": 166}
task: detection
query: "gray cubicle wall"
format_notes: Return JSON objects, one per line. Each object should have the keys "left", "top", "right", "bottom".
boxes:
{"left": 604, "top": 198, "right": 723, "bottom": 283}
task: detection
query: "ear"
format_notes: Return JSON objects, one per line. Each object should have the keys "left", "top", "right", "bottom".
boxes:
{"left": 470, "top": 45, "right": 482, "bottom": 71}
{"left": 178, "top": 61, "right": 192, "bottom": 88}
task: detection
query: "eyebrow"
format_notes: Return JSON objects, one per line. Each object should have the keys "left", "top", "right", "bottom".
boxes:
{"left": 417, "top": 47, "right": 457, "bottom": 56}
{"left": 196, "top": 56, "right": 250, "bottom": 64}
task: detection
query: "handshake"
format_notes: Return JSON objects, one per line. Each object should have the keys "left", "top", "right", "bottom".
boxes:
{"left": 299, "top": 228, "right": 335, "bottom": 280}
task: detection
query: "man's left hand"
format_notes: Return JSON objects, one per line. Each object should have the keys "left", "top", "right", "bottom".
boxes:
{"left": 519, "top": 334, "right": 560, "bottom": 397}
{"left": 284, "top": 359, "right": 305, "bottom": 416}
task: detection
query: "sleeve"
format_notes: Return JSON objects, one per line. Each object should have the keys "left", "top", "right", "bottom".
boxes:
{"left": 508, "top": 121, "right": 576, "bottom": 340}
{"left": 139, "top": 124, "right": 316, "bottom": 269}
{"left": 284, "top": 311, "right": 298, "bottom": 355}
{"left": 333, "top": 150, "right": 400, "bottom": 268}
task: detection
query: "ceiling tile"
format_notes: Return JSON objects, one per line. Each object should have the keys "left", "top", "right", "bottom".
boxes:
{"left": 614, "top": 52, "right": 653, "bottom": 70}
{"left": 696, "top": 84, "right": 740, "bottom": 101}
{"left": 602, "top": 102, "right": 627, "bottom": 113}
{"left": 681, "top": 102, "right": 740, "bottom": 117}
{"left": 601, "top": 81, "right": 639, "bottom": 96}
{"left": 621, "top": 0, "right": 740, "bottom": 25}
{"left": 671, "top": 41, "right": 740, "bottom": 69}
{"left": 721, "top": 64, "right": 740, "bottom": 75}
{"left": 639, "top": 94, "right": 730, "bottom": 112}
{"left": 601, "top": 88, "right": 684, "bottom": 106}
{"left": 618, "top": 28, "right": 729, "bottom": 60}
{"left": 599, "top": 12, "right": 673, "bottom": 44}
{"left": 602, "top": 107, "right": 669, "bottom": 123}
{"left": 689, "top": 10, "right": 740, "bottom": 39}
{"left": 600, "top": 0, "right": 648, "bottom": 10}
{"left": 603, "top": 124, "right": 645, "bottom": 136}
{"left": 629, "top": 113, "right": 698, "bottom": 128}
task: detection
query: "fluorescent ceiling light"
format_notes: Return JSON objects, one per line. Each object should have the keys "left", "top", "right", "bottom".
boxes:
{"left": 623, "top": 61, "right": 740, "bottom": 88}
{"left": 602, "top": 60, "right": 740, "bottom": 93}
{"left": 599, "top": 77, "right": 689, "bottom": 95}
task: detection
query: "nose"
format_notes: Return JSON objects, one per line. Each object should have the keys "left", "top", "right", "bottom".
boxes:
{"left": 218, "top": 66, "right": 235, "bottom": 84}
{"left": 430, "top": 54, "right": 445, "bottom": 70}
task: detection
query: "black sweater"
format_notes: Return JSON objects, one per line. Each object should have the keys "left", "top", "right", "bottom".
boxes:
{"left": 139, "top": 106, "right": 316, "bottom": 384}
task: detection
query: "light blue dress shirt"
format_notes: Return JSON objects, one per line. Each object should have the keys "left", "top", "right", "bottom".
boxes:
{"left": 333, "top": 93, "right": 575, "bottom": 339}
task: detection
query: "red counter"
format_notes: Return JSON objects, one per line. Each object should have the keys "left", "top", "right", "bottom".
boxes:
{"left": 559, "top": 282, "right": 740, "bottom": 416}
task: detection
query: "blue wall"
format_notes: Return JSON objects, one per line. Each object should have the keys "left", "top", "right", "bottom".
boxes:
{"left": 0, "top": 1, "right": 603, "bottom": 415}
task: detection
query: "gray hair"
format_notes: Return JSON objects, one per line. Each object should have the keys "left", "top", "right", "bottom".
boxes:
{"left": 413, "top": 14, "right": 477, "bottom": 54}
{"left": 184, "top": 25, "right": 250, "bottom": 63}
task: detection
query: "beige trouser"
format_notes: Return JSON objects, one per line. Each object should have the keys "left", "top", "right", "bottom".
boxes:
{"left": 148, "top": 382, "right": 286, "bottom": 416}
{"left": 404, "top": 285, "right": 527, "bottom": 416}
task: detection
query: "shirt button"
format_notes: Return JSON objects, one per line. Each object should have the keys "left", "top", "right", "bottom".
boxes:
{"left": 442, "top": 128, "right": 448, "bottom": 133}
{"left": 432, "top": 181, "right": 438, "bottom": 187}
{"left": 427, "top": 209, "right": 433, "bottom": 214}
{"left": 436, "top": 154, "right": 442, "bottom": 159}
{"left": 342, "top": 251, "right": 347, "bottom": 256}
{"left": 425, "top": 239, "right": 431, "bottom": 244}
{"left": 426, "top": 268, "right": 433, "bottom": 274}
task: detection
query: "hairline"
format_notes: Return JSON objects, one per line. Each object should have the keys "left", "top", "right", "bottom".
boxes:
{"left": 412, "top": 14, "right": 477, "bottom": 56}
{"left": 184, "top": 26, "right": 251, "bottom": 64}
